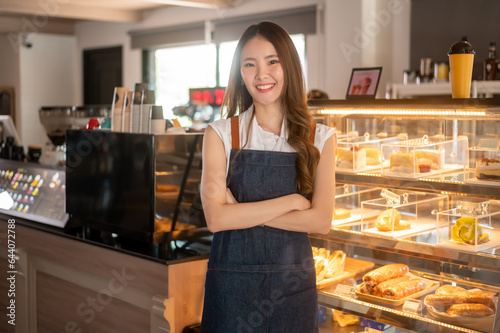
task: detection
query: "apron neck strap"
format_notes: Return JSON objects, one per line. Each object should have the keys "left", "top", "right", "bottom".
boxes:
{"left": 231, "top": 116, "right": 240, "bottom": 150}
{"left": 230, "top": 115, "right": 317, "bottom": 150}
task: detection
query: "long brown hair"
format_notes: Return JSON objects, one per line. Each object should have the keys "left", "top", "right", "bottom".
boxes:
{"left": 222, "top": 21, "right": 320, "bottom": 197}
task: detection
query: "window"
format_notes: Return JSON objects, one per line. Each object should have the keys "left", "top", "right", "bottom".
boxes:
{"left": 153, "top": 43, "right": 216, "bottom": 120}
{"left": 150, "top": 34, "right": 306, "bottom": 125}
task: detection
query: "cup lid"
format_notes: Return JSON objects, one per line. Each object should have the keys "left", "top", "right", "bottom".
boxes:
{"left": 448, "top": 41, "right": 475, "bottom": 55}
{"left": 151, "top": 105, "right": 164, "bottom": 119}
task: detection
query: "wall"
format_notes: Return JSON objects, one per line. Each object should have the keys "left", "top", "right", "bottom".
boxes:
{"left": 0, "top": 34, "right": 21, "bottom": 128}
{"left": 411, "top": 0, "right": 500, "bottom": 81}
{"left": 18, "top": 33, "right": 77, "bottom": 148}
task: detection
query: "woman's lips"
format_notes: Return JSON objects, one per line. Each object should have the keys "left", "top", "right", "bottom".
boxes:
{"left": 256, "top": 83, "right": 275, "bottom": 92}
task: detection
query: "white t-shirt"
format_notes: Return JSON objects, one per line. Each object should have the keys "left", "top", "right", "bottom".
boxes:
{"left": 208, "top": 105, "right": 336, "bottom": 173}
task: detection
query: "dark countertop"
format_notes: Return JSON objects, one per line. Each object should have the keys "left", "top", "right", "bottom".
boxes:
{"left": 1, "top": 212, "right": 211, "bottom": 265}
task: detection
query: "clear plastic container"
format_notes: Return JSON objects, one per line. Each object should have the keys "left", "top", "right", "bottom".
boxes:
{"left": 381, "top": 135, "right": 468, "bottom": 178}
{"left": 336, "top": 133, "right": 405, "bottom": 173}
{"left": 465, "top": 145, "right": 500, "bottom": 185}
{"left": 436, "top": 200, "right": 500, "bottom": 253}
{"left": 360, "top": 189, "right": 448, "bottom": 241}
{"left": 332, "top": 184, "right": 382, "bottom": 227}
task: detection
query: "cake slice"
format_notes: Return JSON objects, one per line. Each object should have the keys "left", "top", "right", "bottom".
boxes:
{"left": 476, "top": 158, "right": 500, "bottom": 180}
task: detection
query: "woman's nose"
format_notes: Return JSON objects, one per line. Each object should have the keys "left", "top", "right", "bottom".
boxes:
{"left": 255, "top": 65, "right": 268, "bottom": 79}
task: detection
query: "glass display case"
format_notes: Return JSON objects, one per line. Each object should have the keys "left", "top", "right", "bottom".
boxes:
{"left": 336, "top": 133, "right": 404, "bottom": 173}
{"left": 436, "top": 199, "right": 500, "bottom": 253}
{"left": 360, "top": 189, "right": 448, "bottom": 242}
{"left": 309, "top": 98, "right": 500, "bottom": 333}
{"left": 332, "top": 184, "right": 382, "bottom": 227}
{"left": 381, "top": 135, "right": 468, "bottom": 178}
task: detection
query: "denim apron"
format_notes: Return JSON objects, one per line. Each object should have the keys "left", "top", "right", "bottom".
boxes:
{"left": 201, "top": 117, "right": 318, "bottom": 333}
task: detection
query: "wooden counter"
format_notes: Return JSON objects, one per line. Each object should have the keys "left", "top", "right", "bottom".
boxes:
{"left": 0, "top": 218, "right": 208, "bottom": 333}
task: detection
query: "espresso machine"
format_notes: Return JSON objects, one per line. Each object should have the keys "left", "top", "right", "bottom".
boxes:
{"left": 38, "top": 106, "right": 74, "bottom": 166}
{"left": 38, "top": 105, "right": 111, "bottom": 166}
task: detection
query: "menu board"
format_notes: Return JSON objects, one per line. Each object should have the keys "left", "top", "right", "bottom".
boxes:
{"left": 0, "top": 160, "right": 68, "bottom": 228}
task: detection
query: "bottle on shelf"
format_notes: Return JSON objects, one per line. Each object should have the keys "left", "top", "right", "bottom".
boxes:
{"left": 483, "top": 42, "right": 497, "bottom": 80}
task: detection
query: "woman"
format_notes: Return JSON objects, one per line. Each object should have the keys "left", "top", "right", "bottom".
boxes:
{"left": 200, "top": 21, "right": 336, "bottom": 332}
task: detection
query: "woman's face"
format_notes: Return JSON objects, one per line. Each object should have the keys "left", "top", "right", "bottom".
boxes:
{"left": 240, "top": 36, "right": 284, "bottom": 109}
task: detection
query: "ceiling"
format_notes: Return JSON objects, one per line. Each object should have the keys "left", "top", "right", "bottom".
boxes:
{"left": 0, "top": 0, "right": 240, "bottom": 33}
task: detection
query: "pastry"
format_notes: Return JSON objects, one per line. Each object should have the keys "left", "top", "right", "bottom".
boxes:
{"left": 476, "top": 158, "right": 500, "bottom": 180}
{"left": 390, "top": 153, "right": 414, "bottom": 173}
{"left": 337, "top": 146, "right": 366, "bottom": 170}
{"left": 373, "top": 276, "right": 412, "bottom": 296}
{"left": 446, "top": 303, "right": 495, "bottom": 317}
{"left": 375, "top": 208, "right": 410, "bottom": 231}
{"left": 390, "top": 150, "right": 444, "bottom": 173}
{"left": 313, "top": 248, "right": 347, "bottom": 282}
{"left": 415, "top": 149, "right": 444, "bottom": 170}
{"left": 435, "top": 285, "right": 467, "bottom": 295}
{"left": 382, "top": 279, "right": 427, "bottom": 300}
{"left": 451, "top": 217, "right": 489, "bottom": 245}
{"left": 332, "top": 310, "right": 359, "bottom": 327}
{"left": 363, "top": 264, "right": 409, "bottom": 287}
{"left": 324, "top": 250, "right": 346, "bottom": 279}
{"left": 425, "top": 291, "right": 496, "bottom": 311}
{"left": 360, "top": 146, "right": 381, "bottom": 165}
{"left": 334, "top": 208, "right": 351, "bottom": 220}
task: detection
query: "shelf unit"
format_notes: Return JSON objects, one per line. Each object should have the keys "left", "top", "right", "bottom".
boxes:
{"left": 308, "top": 98, "right": 500, "bottom": 333}
{"left": 390, "top": 81, "right": 500, "bottom": 99}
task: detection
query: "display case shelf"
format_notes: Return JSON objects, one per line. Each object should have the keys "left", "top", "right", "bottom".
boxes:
{"left": 318, "top": 288, "right": 492, "bottom": 333}
{"left": 336, "top": 171, "right": 500, "bottom": 199}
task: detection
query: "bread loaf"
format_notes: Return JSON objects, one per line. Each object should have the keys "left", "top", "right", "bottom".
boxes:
{"left": 435, "top": 285, "right": 466, "bottom": 296}
{"left": 373, "top": 276, "right": 412, "bottom": 296}
{"left": 425, "top": 291, "right": 496, "bottom": 312}
{"left": 363, "top": 264, "right": 409, "bottom": 287}
{"left": 446, "top": 303, "right": 495, "bottom": 317}
{"left": 383, "top": 279, "right": 427, "bottom": 300}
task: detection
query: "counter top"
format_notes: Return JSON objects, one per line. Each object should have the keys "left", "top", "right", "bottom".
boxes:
{"left": 1, "top": 212, "right": 211, "bottom": 265}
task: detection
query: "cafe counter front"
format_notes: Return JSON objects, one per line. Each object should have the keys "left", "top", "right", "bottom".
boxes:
{"left": 0, "top": 132, "right": 210, "bottom": 333}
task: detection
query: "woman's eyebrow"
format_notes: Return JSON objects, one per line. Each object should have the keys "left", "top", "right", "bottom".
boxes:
{"left": 242, "top": 54, "right": 278, "bottom": 62}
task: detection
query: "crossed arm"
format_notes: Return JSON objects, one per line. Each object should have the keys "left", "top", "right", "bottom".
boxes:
{"left": 200, "top": 126, "right": 336, "bottom": 234}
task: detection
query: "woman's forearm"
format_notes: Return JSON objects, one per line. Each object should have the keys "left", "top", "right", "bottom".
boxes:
{"left": 203, "top": 193, "right": 310, "bottom": 233}
{"left": 264, "top": 203, "right": 332, "bottom": 234}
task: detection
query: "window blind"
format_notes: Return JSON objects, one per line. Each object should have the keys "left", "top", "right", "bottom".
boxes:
{"left": 129, "top": 5, "right": 317, "bottom": 49}
{"left": 213, "top": 6, "right": 317, "bottom": 44}
{"left": 130, "top": 22, "right": 205, "bottom": 49}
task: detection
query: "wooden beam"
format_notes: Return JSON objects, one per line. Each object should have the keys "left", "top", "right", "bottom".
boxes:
{"left": 0, "top": 1, "right": 144, "bottom": 22}
{"left": 0, "top": 16, "right": 75, "bottom": 34}
{"left": 148, "top": 0, "right": 238, "bottom": 9}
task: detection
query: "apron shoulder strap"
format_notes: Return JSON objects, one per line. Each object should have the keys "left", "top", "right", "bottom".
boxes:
{"left": 231, "top": 116, "right": 315, "bottom": 149}
{"left": 231, "top": 116, "right": 240, "bottom": 150}
{"left": 309, "top": 122, "right": 317, "bottom": 144}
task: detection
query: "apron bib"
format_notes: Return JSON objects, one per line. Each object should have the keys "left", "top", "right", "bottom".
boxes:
{"left": 201, "top": 117, "right": 318, "bottom": 333}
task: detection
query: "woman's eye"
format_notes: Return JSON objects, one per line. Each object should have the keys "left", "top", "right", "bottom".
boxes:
{"left": 243, "top": 62, "right": 254, "bottom": 67}
{"left": 269, "top": 59, "right": 279, "bottom": 65}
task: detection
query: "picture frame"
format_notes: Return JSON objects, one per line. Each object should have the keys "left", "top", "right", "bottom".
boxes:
{"left": 346, "top": 67, "right": 382, "bottom": 99}
{"left": 0, "top": 87, "right": 15, "bottom": 124}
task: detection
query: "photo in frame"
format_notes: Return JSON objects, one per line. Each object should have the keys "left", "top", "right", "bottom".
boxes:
{"left": 346, "top": 67, "right": 382, "bottom": 99}
{"left": 0, "top": 87, "right": 15, "bottom": 124}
